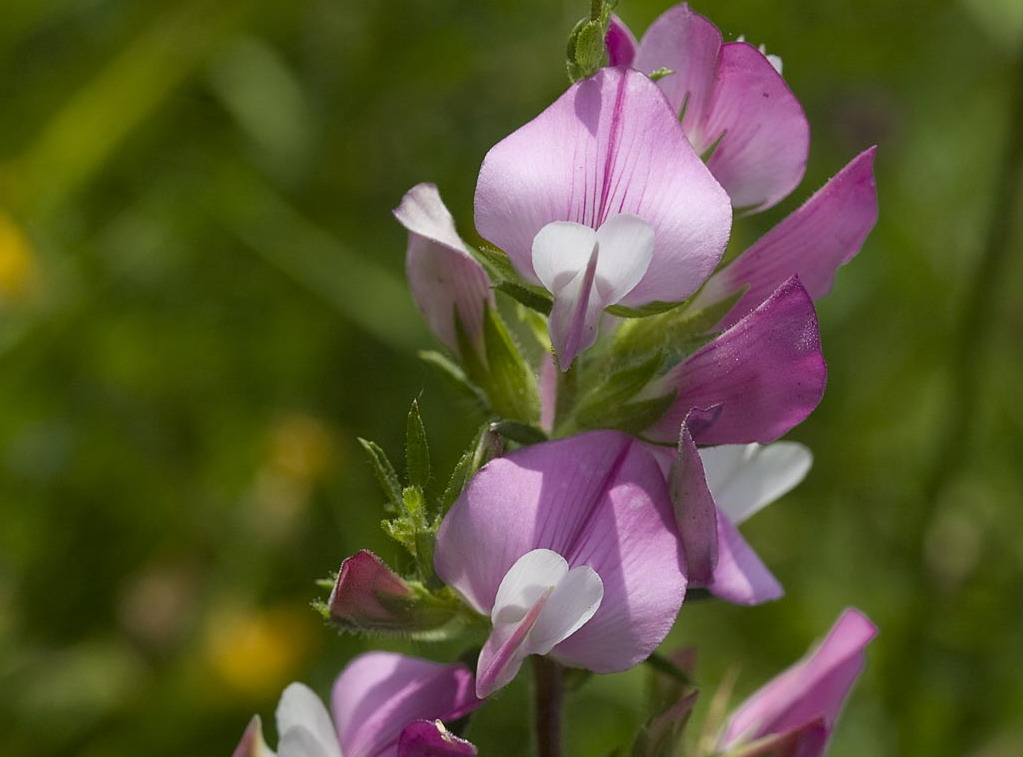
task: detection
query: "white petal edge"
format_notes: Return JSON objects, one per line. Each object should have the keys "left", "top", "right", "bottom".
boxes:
{"left": 276, "top": 683, "right": 342, "bottom": 757}
{"left": 698, "top": 442, "right": 812, "bottom": 525}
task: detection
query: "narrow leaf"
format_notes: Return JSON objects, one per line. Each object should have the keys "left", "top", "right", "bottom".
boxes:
{"left": 405, "top": 400, "right": 431, "bottom": 491}
{"left": 496, "top": 280, "right": 553, "bottom": 315}
{"left": 606, "top": 299, "right": 686, "bottom": 318}
{"left": 359, "top": 438, "right": 403, "bottom": 510}
{"left": 573, "top": 352, "right": 663, "bottom": 422}
{"left": 481, "top": 305, "right": 539, "bottom": 423}
{"left": 489, "top": 419, "right": 548, "bottom": 446}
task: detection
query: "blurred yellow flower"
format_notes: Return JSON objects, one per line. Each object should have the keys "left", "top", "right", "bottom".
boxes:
{"left": 0, "top": 211, "right": 38, "bottom": 301}
{"left": 203, "top": 604, "right": 318, "bottom": 699}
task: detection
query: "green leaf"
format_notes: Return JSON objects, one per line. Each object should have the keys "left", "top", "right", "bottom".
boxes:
{"left": 471, "top": 245, "right": 520, "bottom": 282}
{"left": 417, "top": 351, "right": 490, "bottom": 413}
{"left": 576, "top": 390, "right": 677, "bottom": 435}
{"left": 439, "top": 424, "right": 488, "bottom": 513}
{"left": 648, "top": 67, "right": 674, "bottom": 82}
{"left": 405, "top": 400, "right": 431, "bottom": 491}
{"left": 481, "top": 305, "right": 539, "bottom": 423}
{"left": 605, "top": 299, "right": 686, "bottom": 318}
{"left": 358, "top": 438, "right": 403, "bottom": 510}
{"left": 489, "top": 419, "right": 548, "bottom": 446}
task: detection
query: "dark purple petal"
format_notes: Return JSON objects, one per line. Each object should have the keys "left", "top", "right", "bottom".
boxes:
{"left": 332, "top": 653, "right": 480, "bottom": 757}
{"left": 605, "top": 16, "right": 638, "bottom": 67}
{"left": 720, "top": 609, "right": 877, "bottom": 756}
{"left": 327, "top": 550, "right": 414, "bottom": 632}
{"left": 701, "top": 148, "right": 879, "bottom": 327}
{"left": 475, "top": 68, "right": 731, "bottom": 305}
{"left": 646, "top": 277, "right": 826, "bottom": 445}
{"left": 398, "top": 721, "right": 477, "bottom": 757}
{"left": 436, "top": 431, "right": 686, "bottom": 674}
{"left": 669, "top": 419, "right": 718, "bottom": 585}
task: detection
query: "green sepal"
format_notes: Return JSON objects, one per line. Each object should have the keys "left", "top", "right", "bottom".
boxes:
{"left": 572, "top": 352, "right": 664, "bottom": 425}
{"left": 489, "top": 419, "right": 548, "bottom": 446}
{"left": 576, "top": 390, "right": 677, "bottom": 435}
{"left": 314, "top": 582, "right": 484, "bottom": 642}
{"left": 496, "top": 280, "right": 553, "bottom": 315}
{"left": 471, "top": 244, "right": 521, "bottom": 283}
{"left": 480, "top": 305, "right": 539, "bottom": 423}
{"left": 606, "top": 300, "right": 686, "bottom": 318}
{"left": 358, "top": 438, "right": 404, "bottom": 512}
{"left": 648, "top": 67, "right": 674, "bottom": 82}
{"left": 612, "top": 290, "right": 745, "bottom": 367}
{"left": 418, "top": 350, "right": 490, "bottom": 414}
{"left": 405, "top": 399, "right": 431, "bottom": 493}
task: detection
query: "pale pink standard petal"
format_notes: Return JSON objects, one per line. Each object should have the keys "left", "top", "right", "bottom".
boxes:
{"left": 605, "top": 16, "right": 638, "bottom": 67}
{"left": 332, "top": 653, "right": 480, "bottom": 757}
{"left": 669, "top": 420, "right": 719, "bottom": 585}
{"left": 699, "top": 148, "right": 879, "bottom": 328}
{"left": 705, "top": 512, "right": 783, "bottom": 605}
{"left": 398, "top": 721, "right": 477, "bottom": 757}
{"left": 436, "top": 431, "right": 686, "bottom": 678}
{"left": 475, "top": 67, "right": 731, "bottom": 305}
{"left": 632, "top": 3, "right": 722, "bottom": 132}
{"left": 699, "top": 442, "right": 812, "bottom": 525}
{"left": 646, "top": 277, "right": 826, "bottom": 446}
{"left": 703, "top": 42, "right": 809, "bottom": 213}
{"left": 721, "top": 608, "right": 878, "bottom": 755}
{"left": 394, "top": 184, "right": 493, "bottom": 356}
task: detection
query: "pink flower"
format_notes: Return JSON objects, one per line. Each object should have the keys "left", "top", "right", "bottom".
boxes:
{"left": 718, "top": 608, "right": 877, "bottom": 756}
{"left": 606, "top": 3, "right": 809, "bottom": 213}
{"left": 232, "top": 653, "right": 480, "bottom": 757}
{"left": 394, "top": 183, "right": 493, "bottom": 359}
{"left": 607, "top": 5, "right": 878, "bottom": 328}
{"left": 434, "top": 431, "right": 687, "bottom": 697}
{"left": 661, "top": 421, "right": 813, "bottom": 605}
{"left": 474, "top": 67, "right": 731, "bottom": 368}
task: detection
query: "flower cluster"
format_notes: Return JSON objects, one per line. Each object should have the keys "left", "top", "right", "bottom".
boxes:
{"left": 233, "top": 4, "right": 879, "bottom": 756}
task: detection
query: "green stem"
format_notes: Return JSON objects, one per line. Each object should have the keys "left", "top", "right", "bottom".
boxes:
{"left": 533, "top": 656, "right": 564, "bottom": 757}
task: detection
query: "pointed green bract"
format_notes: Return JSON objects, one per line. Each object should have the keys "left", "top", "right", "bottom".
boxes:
{"left": 358, "top": 438, "right": 404, "bottom": 511}
{"left": 576, "top": 390, "right": 678, "bottom": 435}
{"left": 405, "top": 400, "right": 431, "bottom": 493}
{"left": 572, "top": 352, "right": 665, "bottom": 426}
{"left": 481, "top": 305, "right": 540, "bottom": 423}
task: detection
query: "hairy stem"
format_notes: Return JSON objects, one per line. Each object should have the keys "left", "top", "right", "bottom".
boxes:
{"left": 533, "top": 656, "right": 564, "bottom": 757}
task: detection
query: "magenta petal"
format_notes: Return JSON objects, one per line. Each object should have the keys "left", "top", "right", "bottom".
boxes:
{"left": 702, "top": 148, "right": 879, "bottom": 328}
{"left": 721, "top": 608, "right": 877, "bottom": 754}
{"left": 646, "top": 278, "right": 826, "bottom": 446}
{"left": 705, "top": 511, "right": 783, "bottom": 605}
{"left": 332, "top": 653, "right": 480, "bottom": 757}
{"left": 726, "top": 719, "right": 829, "bottom": 757}
{"left": 436, "top": 431, "right": 686, "bottom": 674}
{"left": 474, "top": 68, "right": 731, "bottom": 305}
{"left": 605, "top": 16, "right": 638, "bottom": 67}
{"left": 633, "top": 3, "right": 722, "bottom": 133}
{"left": 394, "top": 183, "right": 493, "bottom": 356}
{"left": 669, "top": 420, "right": 718, "bottom": 585}
{"left": 398, "top": 721, "right": 476, "bottom": 757}
{"left": 703, "top": 43, "right": 809, "bottom": 213}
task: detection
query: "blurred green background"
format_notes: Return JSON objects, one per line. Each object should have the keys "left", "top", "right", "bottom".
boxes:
{"left": 1, "top": 0, "right": 1021, "bottom": 755}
